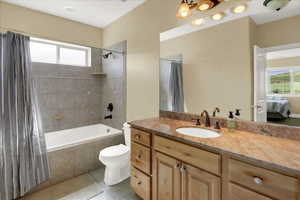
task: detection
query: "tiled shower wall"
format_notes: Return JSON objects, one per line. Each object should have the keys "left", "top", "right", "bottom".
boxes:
{"left": 100, "top": 42, "right": 126, "bottom": 130}
{"left": 33, "top": 42, "right": 126, "bottom": 133}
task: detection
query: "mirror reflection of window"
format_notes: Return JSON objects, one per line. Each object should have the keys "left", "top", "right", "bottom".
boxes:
{"left": 267, "top": 68, "right": 300, "bottom": 96}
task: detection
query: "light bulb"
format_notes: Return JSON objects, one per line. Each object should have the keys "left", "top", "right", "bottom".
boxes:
{"left": 198, "top": 3, "right": 210, "bottom": 11}
{"left": 212, "top": 12, "right": 225, "bottom": 20}
{"left": 197, "top": 0, "right": 214, "bottom": 11}
{"left": 192, "top": 18, "right": 205, "bottom": 26}
{"left": 176, "top": 2, "right": 192, "bottom": 18}
{"left": 232, "top": 4, "right": 247, "bottom": 14}
{"left": 181, "top": 11, "right": 189, "bottom": 17}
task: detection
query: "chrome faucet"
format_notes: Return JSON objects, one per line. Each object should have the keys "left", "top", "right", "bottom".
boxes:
{"left": 201, "top": 110, "right": 211, "bottom": 127}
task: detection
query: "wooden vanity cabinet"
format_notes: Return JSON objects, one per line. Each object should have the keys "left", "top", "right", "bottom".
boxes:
{"left": 130, "top": 128, "right": 300, "bottom": 200}
{"left": 229, "top": 159, "right": 299, "bottom": 200}
{"left": 131, "top": 129, "right": 152, "bottom": 200}
{"left": 181, "top": 163, "right": 221, "bottom": 200}
{"left": 152, "top": 151, "right": 220, "bottom": 200}
{"left": 131, "top": 142, "right": 151, "bottom": 174}
{"left": 152, "top": 151, "right": 181, "bottom": 200}
{"left": 131, "top": 166, "right": 151, "bottom": 200}
{"left": 132, "top": 128, "right": 151, "bottom": 147}
{"left": 154, "top": 135, "right": 221, "bottom": 175}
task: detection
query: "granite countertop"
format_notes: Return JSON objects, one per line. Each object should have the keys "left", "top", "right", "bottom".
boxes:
{"left": 129, "top": 117, "right": 300, "bottom": 176}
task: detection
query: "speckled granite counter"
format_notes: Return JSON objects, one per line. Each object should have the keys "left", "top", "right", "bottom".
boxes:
{"left": 129, "top": 117, "right": 300, "bottom": 176}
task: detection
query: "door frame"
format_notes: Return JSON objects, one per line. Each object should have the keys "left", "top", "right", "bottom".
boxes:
{"left": 253, "top": 42, "right": 300, "bottom": 122}
{"left": 253, "top": 45, "right": 267, "bottom": 122}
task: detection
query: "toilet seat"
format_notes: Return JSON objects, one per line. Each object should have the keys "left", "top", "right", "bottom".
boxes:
{"left": 100, "top": 144, "right": 129, "bottom": 158}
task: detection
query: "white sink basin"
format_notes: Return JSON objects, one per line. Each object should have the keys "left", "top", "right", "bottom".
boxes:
{"left": 176, "top": 127, "right": 220, "bottom": 138}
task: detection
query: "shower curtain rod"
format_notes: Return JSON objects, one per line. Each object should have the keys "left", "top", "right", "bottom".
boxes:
{"left": 160, "top": 58, "right": 182, "bottom": 63}
{"left": 101, "top": 48, "right": 125, "bottom": 54}
{"left": 0, "top": 27, "right": 30, "bottom": 36}
{"left": 0, "top": 26, "right": 101, "bottom": 49}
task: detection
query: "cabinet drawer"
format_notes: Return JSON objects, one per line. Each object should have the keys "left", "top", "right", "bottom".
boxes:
{"left": 132, "top": 128, "right": 151, "bottom": 147}
{"left": 229, "top": 159, "right": 299, "bottom": 200}
{"left": 154, "top": 135, "right": 220, "bottom": 175}
{"left": 229, "top": 183, "right": 273, "bottom": 200}
{"left": 131, "top": 167, "right": 151, "bottom": 200}
{"left": 131, "top": 142, "right": 151, "bottom": 174}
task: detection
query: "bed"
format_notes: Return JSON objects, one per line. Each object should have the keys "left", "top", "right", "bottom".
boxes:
{"left": 267, "top": 96, "right": 291, "bottom": 119}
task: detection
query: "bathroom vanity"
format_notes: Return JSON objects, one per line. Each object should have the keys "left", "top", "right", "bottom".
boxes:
{"left": 129, "top": 117, "right": 300, "bottom": 200}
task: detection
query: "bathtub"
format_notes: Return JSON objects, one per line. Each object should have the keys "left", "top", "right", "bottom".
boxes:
{"left": 41, "top": 124, "right": 124, "bottom": 189}
{"left": 46, "top": 124, "right": 122, "bottom": 152}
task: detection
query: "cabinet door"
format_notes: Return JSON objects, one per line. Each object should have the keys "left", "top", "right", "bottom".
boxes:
{"left": 229, "top": 183, "right": 273, "bottom": 200}
{"left": 182, "top": 163, "right": 221, "bottom": 200}
{"left": 152, "top": 151, "right": 181, "bottom": 200}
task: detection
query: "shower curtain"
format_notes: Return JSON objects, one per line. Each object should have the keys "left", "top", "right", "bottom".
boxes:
{"left": 169, "top": 62, "right": 184, "bottom": 112}
{"left": 0, "top": 32, "right": 50, "bottom": 200}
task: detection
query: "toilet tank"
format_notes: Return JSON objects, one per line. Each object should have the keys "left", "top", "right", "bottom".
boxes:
{"left": 123, "top": 122, "right": 131, "bottom": 147}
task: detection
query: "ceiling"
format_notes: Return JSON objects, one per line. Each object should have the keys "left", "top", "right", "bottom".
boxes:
{"left": 2, "top": 0, "right": 299, "bottom": 38}
{"left": 1, "top": 0, "right": 147, "bottom": 28}
{"left": 161, "top": 0, "right": 300, "bottom": 41}
{"left": 267, "top": 48, "right": 300, "bottom": 60}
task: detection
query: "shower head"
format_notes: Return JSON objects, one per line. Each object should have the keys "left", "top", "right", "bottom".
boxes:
{"left": 102, "top": 52, "right": 113, "bottom": 59}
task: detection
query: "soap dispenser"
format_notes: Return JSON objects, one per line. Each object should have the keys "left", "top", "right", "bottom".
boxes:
{"left": 235, "top": 109, "right": 241, "bottom": 120}
{"left": 227, "top": 111, "right": 235, "bottom": 132}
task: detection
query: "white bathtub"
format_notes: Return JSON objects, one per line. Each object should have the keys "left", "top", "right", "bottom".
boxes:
{"left": 46, "top": 124, "right": 123, "bottom": 152}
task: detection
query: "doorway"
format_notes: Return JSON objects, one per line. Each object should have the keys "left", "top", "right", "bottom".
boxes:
{"left": 254, "top": 43, "right": 300, "bottom": 127}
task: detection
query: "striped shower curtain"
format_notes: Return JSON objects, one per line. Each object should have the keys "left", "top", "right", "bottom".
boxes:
{"left": 0, "top": 32, "right": 50, "bottom": 200}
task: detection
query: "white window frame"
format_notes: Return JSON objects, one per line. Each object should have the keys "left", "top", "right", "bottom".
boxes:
{"left": 30, "top": 37, "right": 91, "bottom": 67}
{"left": 267, "top": 66, "right": 300, "bottom": 97}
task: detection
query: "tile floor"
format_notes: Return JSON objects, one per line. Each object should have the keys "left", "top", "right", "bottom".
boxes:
{"left": 21, "top": 168, "right": 140, "bottom": 200}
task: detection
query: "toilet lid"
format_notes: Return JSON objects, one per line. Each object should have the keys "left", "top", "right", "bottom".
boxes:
{"left": 100, "top": 144, "right": 129, "bottom": 157}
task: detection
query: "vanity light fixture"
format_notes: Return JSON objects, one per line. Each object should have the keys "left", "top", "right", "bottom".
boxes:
{"left": 211, "top": 12, "right": 225, "bottom": 20}
{"left": 176, "top": 0, "right": 225, "bottom": 18}
{"left": 176, "top": 0, "right": 194, "bottom": 18}
{"left": 232, "top": 4, "right": 247, "bottom": 14}
{"left": 197, "top": 0, "right": 214, "bottom": 11}
{"left": 192, "top": 18, "right": 205, "bottom": 26}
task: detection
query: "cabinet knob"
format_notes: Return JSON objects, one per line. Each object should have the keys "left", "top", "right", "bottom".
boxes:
{"left": 180, "top": 166, "right": 186, "bottom": 173}
{"left": 136, "top": 151, "right": 142, "bottom": 160}
{"left": 175, "top": 163, "right": 181, "bottom": 168}
{"left": 137, "top": 181, "right": 142, "bottom": 185}
{"left": 253, "top": 176, "right": 263, "bottom": 185}
{"left": 135, "top": 134, "right": 141, "bottom": 140}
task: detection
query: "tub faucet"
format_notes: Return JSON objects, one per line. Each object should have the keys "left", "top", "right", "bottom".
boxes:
{"left": 104, "top": 114, "right": 112, "bottom": 119}
{"left": 201, "top": 110, "right": 211, "bottom": 127}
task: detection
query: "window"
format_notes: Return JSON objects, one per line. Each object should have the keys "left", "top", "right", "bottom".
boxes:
{"left": 30, "top": 41, "right": 57, "bottom": 64}
{"left": 267, "top": 67, "right": 300, "bottom": 96}
{"left": 30, "top": 37, "right": 91, "bottom": 67}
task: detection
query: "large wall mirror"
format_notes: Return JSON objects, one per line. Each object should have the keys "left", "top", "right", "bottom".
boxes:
{"left": 159, "top": 1, "right": 300, "bottom": 127}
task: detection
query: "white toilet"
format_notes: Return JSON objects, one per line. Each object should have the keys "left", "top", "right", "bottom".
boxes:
{"left": 99, "top": 123, "right": 131, "bottom": 186}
